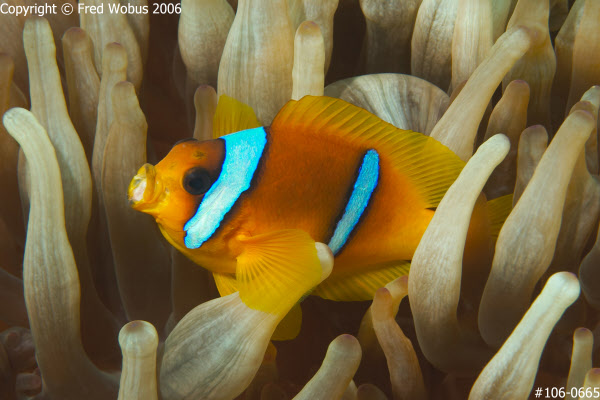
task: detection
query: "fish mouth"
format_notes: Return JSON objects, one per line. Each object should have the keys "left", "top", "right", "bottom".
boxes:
{"left": 128, "top": 163, "right": 163, "bottom": 212}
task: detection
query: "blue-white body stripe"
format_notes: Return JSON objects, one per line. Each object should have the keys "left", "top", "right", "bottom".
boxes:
{"left": 328, "top": 149, "right": 380, "bottom": 255}
{"left": 183, "top": 127, "right": 267, "bottom": 249}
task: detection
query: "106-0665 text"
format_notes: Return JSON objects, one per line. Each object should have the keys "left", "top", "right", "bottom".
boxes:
{"left": 535, "top": 387, "right": 600, "bottom": 399}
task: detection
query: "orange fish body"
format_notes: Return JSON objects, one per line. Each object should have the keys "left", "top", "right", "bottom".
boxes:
{"left": 129, "top": 96, "right": 507, "bottom": 326}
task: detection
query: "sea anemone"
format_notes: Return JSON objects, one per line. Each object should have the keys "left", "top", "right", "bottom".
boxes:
{"left": 0, "top": 0, "right": 599, "bottom": 399}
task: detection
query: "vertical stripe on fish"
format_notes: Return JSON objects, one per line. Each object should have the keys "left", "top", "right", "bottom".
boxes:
{"left": 328, "top": 149, "right": 380, "bottom": 255}
{"left": 184, "top": 127, "right": 268, "bottom": 249}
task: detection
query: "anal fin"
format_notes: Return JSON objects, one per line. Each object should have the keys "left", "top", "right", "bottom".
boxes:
{"left": 237, "top": 229, "right": 323, "bottom": 316}
{"left": 215, "top": 271, "right": 303, "bottom": 340}
{"left": 313, "top": 260, "right": 410, "bottom": 301}
{"left": 271, "top": 304, "right": 302, "bottom": 341}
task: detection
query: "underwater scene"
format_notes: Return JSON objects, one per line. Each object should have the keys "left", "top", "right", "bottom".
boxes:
{"left": 0, "top": 0, "right": 599, "bottom": 399}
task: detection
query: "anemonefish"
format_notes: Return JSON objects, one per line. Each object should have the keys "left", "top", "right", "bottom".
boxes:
{"left": 128, "top": 96, "right": 510, "bottom": 338}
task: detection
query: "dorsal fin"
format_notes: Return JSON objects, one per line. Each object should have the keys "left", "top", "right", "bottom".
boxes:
{"left": 212, "top": 95, "right": 261, "bottom": 138}
{"left": 271, "top": 96, "right": 466, "bottom": 208}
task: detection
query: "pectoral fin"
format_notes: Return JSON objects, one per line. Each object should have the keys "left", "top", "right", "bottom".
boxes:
{"left": 214, "top": 271, "right": 303, "bottom": 340}
{"left": 213, "top": 272, "right": 238, "bottom": 296}
{"left": 236, "top": 229, "right": 324, "bottom": 316}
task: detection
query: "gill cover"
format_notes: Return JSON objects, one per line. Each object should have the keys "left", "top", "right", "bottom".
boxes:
{"left": 183, "top": 127, "right": 268, "bottom": 249}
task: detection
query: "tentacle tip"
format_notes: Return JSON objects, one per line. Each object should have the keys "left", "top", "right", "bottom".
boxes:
{"left": 372, "top": 287, "right": 393, "bottom": 320}
{"left": 298, "top": 20, "right": 320, "bottom": 33}
{"left": 24, "top": 15, "right": 47, "bottom": 25}
{"left": 315, "top": 242, "right": 334, "bottom": 282}
{"left": 511, "top": 79, "right": 528, "bottom": 86}
{"left": 115, "top": 80, "right": 134, "bottom": 89}
{"left": 571, "top": 108, "right": 595, "bottom": 122}
{"left": 63, "top": 26, "right": 85, "bottom": 37}
{"left": 483, "top": 133, "right": 511, "bottom": 157}
{"left": 119, "top": 320, "right": 158, "bottom": 351}
{"left": 374, "top": 286, "right": 391, "bottom": 301}
{"left": 547, "top": 271, "right": 580, "bottom": 301}
{"left": 574, "top": 327, "right": 593, "bottom": 339}
{"left": 517, "top": 23, "right": 546, "bottom": 47}
{"left": 3, "top": 107, "right": 31, "bottom": 128}
{"left": 587, "top": 368, "right": 600, "bottom": 384}
{"left": 332, "top": 334, "right": 362, "bottom": 356}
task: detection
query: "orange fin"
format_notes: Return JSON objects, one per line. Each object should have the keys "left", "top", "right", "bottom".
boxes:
{"left": 487, "top": 194, "right": 513, "bottom": 239}
{"left": 271, "top": 96, "right": 466, "bottom": 208}
{"left": 313, "top": 260, "right": 410, "bottom": 301}
{"left": 213, "top": 272, "right": 238, "bottom": 296}
{"left": 213, "top": 95, "right": 261, "bottom": 138}
{"left": 272, "top": 304, "right": 302, "bottom": 341}
{"left": 215, "top": 271, "right": 303, "bottom": 340}
{"left": 236, "top": 229, "right": 323, "bottom": 315}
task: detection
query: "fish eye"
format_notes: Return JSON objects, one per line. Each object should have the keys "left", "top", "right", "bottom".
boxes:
{"left": 182, "top": 167, "right": 212, "bottom": 195}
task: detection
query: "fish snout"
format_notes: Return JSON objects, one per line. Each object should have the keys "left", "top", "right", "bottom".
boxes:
{"left": 128, "top": 163, "right": 158, "bottom": 210}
